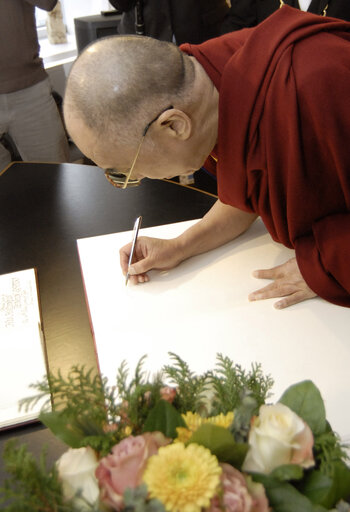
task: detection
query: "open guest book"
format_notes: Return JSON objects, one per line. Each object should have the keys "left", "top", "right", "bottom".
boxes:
{"left": 77, "top": 218, "right": 350, "bottom": 445}
{"left": 0, "top": 269, "right": 48, "bottom": 429}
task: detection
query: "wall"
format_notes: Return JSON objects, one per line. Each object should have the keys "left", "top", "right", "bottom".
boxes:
{"left": 61, "top": 0, "right": 112, "bottom": 35}
{"left": 44, "top": 0, "right": 113, "bottom": 96}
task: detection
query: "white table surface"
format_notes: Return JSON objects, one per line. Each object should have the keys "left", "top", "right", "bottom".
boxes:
{"left": 77, "top": 218, "right": 350, "bottom": 443}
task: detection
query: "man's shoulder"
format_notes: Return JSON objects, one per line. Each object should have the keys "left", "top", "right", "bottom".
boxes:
{"left": 181, "top": 30, "right": 252, "bottom": 59}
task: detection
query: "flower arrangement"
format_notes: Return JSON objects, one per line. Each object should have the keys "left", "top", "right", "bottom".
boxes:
{"left": 1, "top": 353, "right": 349, "bottom": 512}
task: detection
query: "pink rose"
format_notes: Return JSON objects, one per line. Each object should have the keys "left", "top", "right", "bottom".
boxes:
{"left": 95, "top": 432, "right": 170, "bottom": 510}
{"left": 208, "top": 464, "right": 269, "bottom": 512}
{"left": 160, "top": 386, "right": 177, "bottom": 404}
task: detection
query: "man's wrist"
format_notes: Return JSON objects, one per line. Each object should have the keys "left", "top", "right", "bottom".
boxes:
{"left": 173, "top": 234, "right": 192, "bottom": 263}
{"left": 174, "top": 220, "right": 208, "bottom": 262}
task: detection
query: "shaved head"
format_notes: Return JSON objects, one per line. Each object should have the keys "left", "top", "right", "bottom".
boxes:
{"left": 64, "top": 35, "right": 195, "bottom": 145}
{"left": 64, "top": 34, "right": 219, "bottom": 182}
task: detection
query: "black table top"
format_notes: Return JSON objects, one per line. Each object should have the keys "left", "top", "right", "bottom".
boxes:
{"left": 0, "top": 162, "right": 216, "bottom": 483}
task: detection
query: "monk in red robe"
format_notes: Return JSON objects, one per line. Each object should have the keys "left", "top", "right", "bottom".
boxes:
{"left": 64, "top": 6, "right": 350, "bottom": 309}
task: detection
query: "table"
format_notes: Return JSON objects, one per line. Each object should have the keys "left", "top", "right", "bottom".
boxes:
{"left": 0, "top": 162, "right": 216, "bottom": 484}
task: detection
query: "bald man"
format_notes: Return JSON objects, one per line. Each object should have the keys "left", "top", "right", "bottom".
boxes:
{"left": 64, "top": 6, "right": 350, "bottom": 310}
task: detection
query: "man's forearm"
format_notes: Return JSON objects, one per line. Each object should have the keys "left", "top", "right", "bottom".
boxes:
{"left": 25, "top": 0, "right": 57, "bottom": 12}
{"left": 176, "top": 199, "right": 257, "bottom": 260}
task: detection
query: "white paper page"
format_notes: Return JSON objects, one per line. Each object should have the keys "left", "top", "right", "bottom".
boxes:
{"left": 77, "top": 219, "right": 350, "bottom": 443}
{"left": 0, "top": 269, "right": 48, "bottom": 429}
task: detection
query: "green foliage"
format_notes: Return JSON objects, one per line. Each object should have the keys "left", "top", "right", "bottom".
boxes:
{"left": 278, "top": 380, "right": 350, "bottom": 507}
{"left": 0, "top": 440, "right": 77, "bottom": 512}
{"left": 269, "top": 464, "right": 304, "bottom": 482}
{"left": 2, "top": 355, "right": 349, "bottom": 512}
{"left": 143, "top": 399, "right": 186, "bottom": 438}
{"left": 279, "top": 381, "right": 327, "bottom": 436}
{"left": 314, "top": 427, "right": 349, "bottom": 477}
{"left": 252, "top": 474, "right": 329, "bottom": 512}
{"left": 162, "top": 353, "right": 209, "bottom": 413}
{"left": 207, "top": 355, "right": 274, "bottom": 415}
{"left": 115, "top": 356, "right": 165, "bottom": 436}
{"left": 298, "top": 469, "right": 333, "bottom": 507}
{"left": 22, "top": 362, "right": 166, "bottom": 455}
{"left": 22, "top": 366, "right": 120, "bottom": 454}
{"left": 189, "top": 423, "right": 248, "bottom": 469}
{"left": 22, "top": 366, "right": 111, "bottom": 424}
{"left": 230, "top": 391, "right": 259, "bottom": 443}
{"left": 298, "top": 461, "right": 350, "bottom": 509}
{"left": 123, "top": 484, "right": 165, "bottom": 511}
{"left": 38, "top": 410, "right": 84, "bottom": 448}
{"left": 20, "top": 354, "right": 274, "bottom": 453}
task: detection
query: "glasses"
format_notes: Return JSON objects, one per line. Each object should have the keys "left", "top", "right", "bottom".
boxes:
{"left": 104, "top": 105, "right": 173, "bottom": 189}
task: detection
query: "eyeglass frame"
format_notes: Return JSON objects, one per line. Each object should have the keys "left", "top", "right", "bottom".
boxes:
{"left": 104, "top": 105, "right": 174, "bottom": 189}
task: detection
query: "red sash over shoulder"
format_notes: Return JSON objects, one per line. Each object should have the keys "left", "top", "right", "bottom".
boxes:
{"left": 181, "top": 6, "right": 350, "bottom": 307}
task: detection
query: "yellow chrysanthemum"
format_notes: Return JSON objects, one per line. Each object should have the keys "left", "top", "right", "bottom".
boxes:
{"left": 143, "top": 442, "right": 221, "bottom": 512}
{"left": 175, "top": 412, "right": 202, "bottom": 443}
{"left": 182, "top": 412, "right": 204, "bottom": 432}
{"left": 175, "top": 427, "right": 193, "bottom": 444}
{"left": 176, "top": 411, "right": 234, "bottom": 442}
{"left": 206, "top": 411, "right": 234, "bottom": 429}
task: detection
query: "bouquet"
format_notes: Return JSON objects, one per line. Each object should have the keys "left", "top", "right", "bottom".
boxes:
{"left": 1, "top": 353, "right": 349, "bottom": 512}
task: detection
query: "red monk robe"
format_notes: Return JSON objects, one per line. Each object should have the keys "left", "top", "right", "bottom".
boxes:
{"left": 181, "top": 5, "right": 350, "bottom": 308}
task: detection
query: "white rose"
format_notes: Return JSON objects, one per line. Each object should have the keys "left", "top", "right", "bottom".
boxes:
{"left": 242, "top": 403, "right": 315, "bottom": 475}
{"left": 56, "top": 446, "right": 100, "bottom": 509}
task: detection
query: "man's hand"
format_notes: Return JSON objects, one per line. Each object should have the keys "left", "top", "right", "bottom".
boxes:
{"left": 119, "top": 236, "right": 184, "bottom": 285}
{"left": 248, "top": 257, "right": 317, "bottom": 309}
{"left": 119, "top": 201, "right": 257, "bottom": 285}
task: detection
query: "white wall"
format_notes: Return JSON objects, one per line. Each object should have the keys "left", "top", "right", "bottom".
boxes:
{"left": 61, "top": 0, "right": 112, "bottom": 35}
{"left": 44, "top": 1, "right": 116, "bottom": 96}
{"left": 44, "top": 0, "right": 114, "bottom": 95}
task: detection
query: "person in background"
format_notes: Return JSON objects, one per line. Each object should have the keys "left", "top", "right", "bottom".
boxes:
{"left": 0, "top": 0, "right": 69, "bottom": 172}
{"left": 109, "top": 0, "right": 230, "bottom": 45}
{"left": 220, "top": 0, "right": 350, "bottom": 33}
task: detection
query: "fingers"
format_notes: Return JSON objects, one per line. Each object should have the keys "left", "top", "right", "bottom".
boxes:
{"left": 252, "top": 264, "right": 285, "bottom": 280}
{"left": 127, "top": 265, "right": 150, "bottom": 285}
{"left": 120, "top": 236, "right": 169, "bottom": 285}
{"left": 119, "top": 242, "right": 132, "bottom": 275}
{"left": 253, "top": 268, "right": 277, "bottom": 280}
{"left": 273, "top": 291, "right": 312, "bottom": 310}
{"left": 249, "top": 257, "right": 317, "bottom": 308}
{"left": 249, "top": 281, "right": 300, "bottom": 301}
{"left": 119, "top": 236, "right": 183, "bottom": 286}
{"left": 119, "top": 239, "right": 150, "bottom": 285}
{"left": 249, "top": 284, "right": 314, "bottom": 309}
{"left": 127, "top": 272, "right": 149, "bottom": 285}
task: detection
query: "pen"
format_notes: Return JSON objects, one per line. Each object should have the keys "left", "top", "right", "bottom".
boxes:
{"left": 125, "top": 215, "right": 142, "bottom": 286}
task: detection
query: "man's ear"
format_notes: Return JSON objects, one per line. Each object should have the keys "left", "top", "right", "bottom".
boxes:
{"left": 156, "top": 108, "right": 192, "bottom": 140}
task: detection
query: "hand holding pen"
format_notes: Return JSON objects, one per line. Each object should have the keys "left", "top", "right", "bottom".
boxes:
{"left": 120, "top": 224, "right": 185, "bottom": 285}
